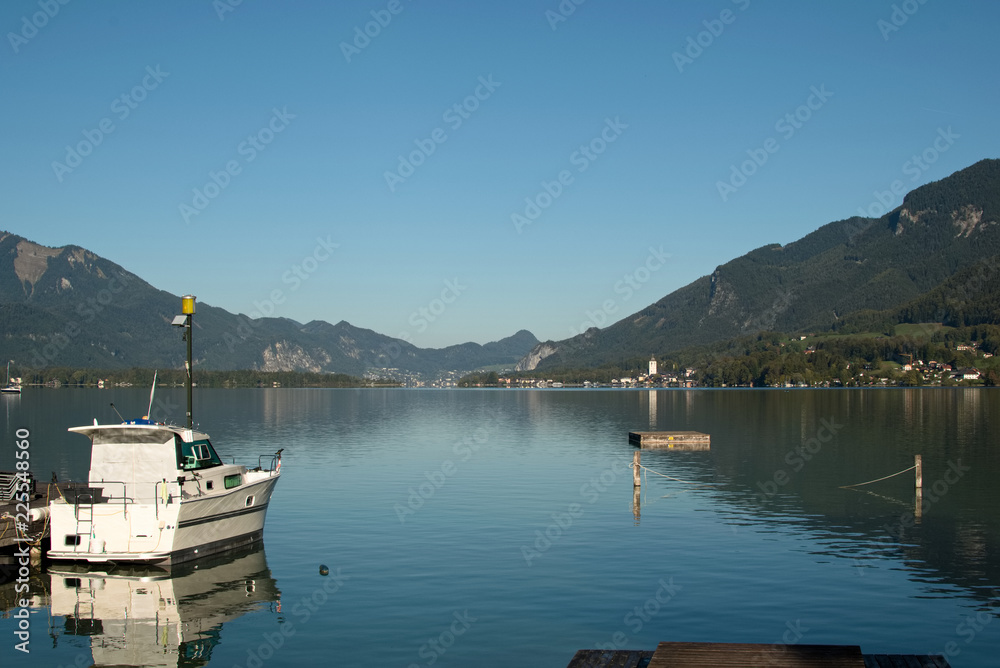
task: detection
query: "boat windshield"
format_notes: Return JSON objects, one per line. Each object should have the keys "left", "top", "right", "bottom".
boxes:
{"left": 175, "top": 437, "right": 224, "bottom": 471}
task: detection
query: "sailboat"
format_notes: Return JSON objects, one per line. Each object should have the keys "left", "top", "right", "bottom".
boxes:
{"left": 2, "top": 361, "right": 21, "bottom": 394}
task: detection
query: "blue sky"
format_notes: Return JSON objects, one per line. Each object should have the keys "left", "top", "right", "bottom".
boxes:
{"left": 2, "top": 1, "right": 997, "bottom": 348}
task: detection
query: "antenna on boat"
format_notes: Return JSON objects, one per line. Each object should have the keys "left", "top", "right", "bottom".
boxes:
{"left": 172, "top": 295, "right": 196, "bottom": 429}
{"left": 147, "top": 370, "right": 158, "bottom": 419}
{"left": 110, "top": 403, "right": 126, "bottom": 423}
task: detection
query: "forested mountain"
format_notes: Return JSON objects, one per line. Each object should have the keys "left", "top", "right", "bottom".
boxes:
{"left": 5, "top": 159, "right": 998, "bottom": 379}
{"left": 520, "top": 159, "right": 1000, "bottom": 370}
{"left": 0, "top": 233, "right": 537, "bottom": 378}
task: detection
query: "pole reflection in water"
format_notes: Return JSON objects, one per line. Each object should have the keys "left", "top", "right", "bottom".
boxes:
{"left": 48, "top": 543, "right": 279, "bottom": 667}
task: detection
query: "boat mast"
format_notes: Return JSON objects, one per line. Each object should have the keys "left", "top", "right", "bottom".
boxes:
{"left": 172, "top": 296, "right": 197, "bottom": 429}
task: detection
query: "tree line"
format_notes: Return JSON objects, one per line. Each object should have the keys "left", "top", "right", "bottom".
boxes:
{"left": 16, "top": 367, "right": 385, "bottom": 388}
{"left": 459, "top": 324, "right": 1000, "bottom": 387}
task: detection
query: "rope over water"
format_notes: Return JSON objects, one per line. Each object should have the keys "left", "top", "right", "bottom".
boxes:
{"left": 839, "top": 464, "right": 917, "bottom": 489}
{"left": 629, "top": 461, "right": 716, "bottom": 487}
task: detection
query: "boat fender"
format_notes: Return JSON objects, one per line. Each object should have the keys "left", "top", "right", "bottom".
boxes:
{"left": 29, "top": 507, "right": 50, "bottom": 522}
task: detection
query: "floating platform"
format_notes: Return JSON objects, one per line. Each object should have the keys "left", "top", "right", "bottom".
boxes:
{"left": 628, "top": 431, "right": 710, "bottom": 450}
{"left": 566, "top": 643, "right": 949, "bottom": 667}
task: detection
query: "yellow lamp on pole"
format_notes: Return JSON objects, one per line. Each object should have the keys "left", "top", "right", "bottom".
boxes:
{"left": 172, "top": 295, "right": 197, "bottom": 429}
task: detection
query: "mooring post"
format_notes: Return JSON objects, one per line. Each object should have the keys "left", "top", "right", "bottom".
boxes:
{"left": 914, "top": 454, "right": 922, "bottom": 489}
{"left": 633, "top": 450, "right": 641, "bottom": 487}
{"left": 914, "top": 454, "right": 923, "bottom": 520}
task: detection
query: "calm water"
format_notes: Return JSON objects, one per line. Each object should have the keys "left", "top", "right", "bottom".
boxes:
{"left": 2, "top": 388, "right": 999, "bottom": 667}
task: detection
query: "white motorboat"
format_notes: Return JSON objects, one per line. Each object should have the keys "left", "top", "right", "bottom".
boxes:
{"left": 47, "top": 294, "right": 282, "bottom": 565}
{"left": 47, "top": 419, "right": 281, "bottom": 564}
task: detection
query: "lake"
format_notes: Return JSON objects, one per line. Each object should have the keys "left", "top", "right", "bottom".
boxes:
{"left": 2, "top": 387, "right": 999, "bottom": 667}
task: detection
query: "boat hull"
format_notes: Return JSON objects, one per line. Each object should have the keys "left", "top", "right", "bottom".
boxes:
{"left": 48, "top": 474, "right": 279, "bottom": 565}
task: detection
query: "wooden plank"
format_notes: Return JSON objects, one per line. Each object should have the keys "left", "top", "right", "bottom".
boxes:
{"left": 886, "top": 657, "right": 948, "bottom": 668}
{"left": 566, "top": 650, "right": 608, "bottom": 668}
{"left": 567, "top": 648, "right": 948, "bottom": 668}
{"left": 863, "top": 653, "right": 949, "bottom": 667}
{"left": 613, "top": 650, "right": 653, "bottom": 668}
{"left": 566, "top": 650, "right": 653, "bottom": 668}
{"left": 648, "top": 642, "right": 865, "bottom": 667}
{"left": 918, "top": 657, "right": 950, "bottom": 668}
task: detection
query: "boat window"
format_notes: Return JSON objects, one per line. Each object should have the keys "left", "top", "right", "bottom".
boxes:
{"left": 224, "top": 474, "right": 242, "bottom": 489}
{"left": 175, "top": 438, "right": 224, "bottom": 471}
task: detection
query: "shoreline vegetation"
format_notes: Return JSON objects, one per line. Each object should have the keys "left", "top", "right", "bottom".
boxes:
{"left": 461, "top": 324, "right": 1000, "bottom": 388}
{"left": 13, "top": 367, "right": 396, "bottom": 389}
{"left": 11, "top": 324, "right": 1000, "bottom": 390}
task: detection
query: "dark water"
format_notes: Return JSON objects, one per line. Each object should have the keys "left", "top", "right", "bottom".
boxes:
{"left": 2, "top": 388, "right": 999, "bottom": 667}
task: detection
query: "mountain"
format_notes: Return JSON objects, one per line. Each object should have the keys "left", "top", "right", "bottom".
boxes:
{"left": 0, "top": 233, "right": 537, "bottom": 378}
{"left": 519, "top": 158, "right": 1000, "bottom": 370}
{"left": 8, "top": 159, "right": 997, "bottom": 378}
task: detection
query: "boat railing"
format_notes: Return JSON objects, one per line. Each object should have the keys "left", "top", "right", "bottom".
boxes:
{"left": 0, "top": 471, "right": 33, "bottom": 501}
{"left": 73, "top": 481, "right": 135, "bottom": 517}
{"left": 73, "top": 491, "right": 135, "bottom": 519}
{"left": 256, "top": 451, "right": 282, "bottom": 473}
{"left": 66, "top": 479, "right": 186, "bottom": 519}
{"left": 74, "top": 492, "right": 95, "bottom": 520}
{"left": 153, "top": 479, "right": 184, "bottom": 519}
{"left": 95, "top": 480, "right": 130, "bottom": 503}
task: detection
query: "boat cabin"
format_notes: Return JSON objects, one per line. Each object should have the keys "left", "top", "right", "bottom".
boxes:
{"left": 70, "top": 422, "right": 231, "bottom": 503}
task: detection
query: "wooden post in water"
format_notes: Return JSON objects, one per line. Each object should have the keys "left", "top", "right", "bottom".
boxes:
{"left": 914, "top": 454, "right": 923, "bottom": 520}
{"left": 632, "top": 450, "right": 642, "bottom": 522}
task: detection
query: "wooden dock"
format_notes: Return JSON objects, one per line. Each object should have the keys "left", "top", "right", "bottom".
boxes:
{"left": 566, "top": 643, "right": 949, "bottom": 668}
{"left": 0, "top": 494, "right": 47, "bottom": 557}
{"left": 567, "top": 649, "right": 653, "bottom": 667}
{"left": 629, "top": 431, "right": 710, "bottom": 450}
{"left": 0, "top": 481, "right": 86, "bottom": 556}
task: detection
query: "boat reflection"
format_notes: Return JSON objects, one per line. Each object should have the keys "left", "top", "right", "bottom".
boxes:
{"left": 49, "top": 543, "right": 279, "bottom": 667}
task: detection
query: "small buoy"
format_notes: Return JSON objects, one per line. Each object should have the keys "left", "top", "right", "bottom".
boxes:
{"left": 319, "top": 565, "right": 329, "bottom": 576}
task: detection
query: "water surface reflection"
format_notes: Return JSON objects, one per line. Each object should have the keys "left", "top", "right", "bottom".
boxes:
{"left": 48, "top": 544, "right": 278, "bottom": 667}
